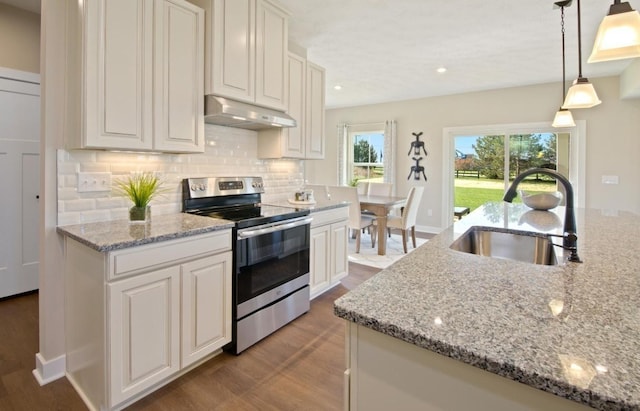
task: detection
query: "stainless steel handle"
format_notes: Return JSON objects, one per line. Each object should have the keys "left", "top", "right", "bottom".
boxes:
{"left": 237, "top": 216, "right": 313, "bottom": 239}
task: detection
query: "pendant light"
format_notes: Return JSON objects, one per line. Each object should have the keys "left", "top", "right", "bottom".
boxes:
{"left": 553, "top": 1, "right": 576, "bottom": 128}
{"left": 589, "top": 0, "right": 640, "bottom": 62}
{"left": 563, "top": 0, "right": 602, "bottom": 109}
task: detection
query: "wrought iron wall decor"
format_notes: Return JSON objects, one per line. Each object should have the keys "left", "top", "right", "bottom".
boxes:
{"left": 408, "top": 156, "right": 427, "bottom": 181}
{"left": 407, "top": 132, "right": 427, "bottom": 181}
{"left": 408, "top": 132, "right": 427, "bottom": 156}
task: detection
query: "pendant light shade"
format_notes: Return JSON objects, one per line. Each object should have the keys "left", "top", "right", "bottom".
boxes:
{"left": 563, "top": 0, "right": 602, "bottom": 109}
{"left": 552, "top": 108, "right": 577, "bottom": 127}
{"left": 589, "top": 1, "right": 640, "bottom": 63}
{"left": 563, "top": 78, "right": 602, "bottom": 108}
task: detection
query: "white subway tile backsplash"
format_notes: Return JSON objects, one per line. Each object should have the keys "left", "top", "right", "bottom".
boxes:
{"left": 65, "top": 199, "right": 97, "bottom": 212}
{"left": 57, "top": 162, "right": 79, "bottom": 175}
{"left": 78, "top": 209, "right": 112, "bottom": 224}
{"left": 57, "top": 125, "right": 305, "bottom": 225}
{"left": 95, "top": 197, "right": 126, "bottom": 210}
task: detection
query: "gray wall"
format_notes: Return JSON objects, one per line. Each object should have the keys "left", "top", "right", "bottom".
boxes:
{"left": 0, "top": 3, "right": 40, "bottom": 73}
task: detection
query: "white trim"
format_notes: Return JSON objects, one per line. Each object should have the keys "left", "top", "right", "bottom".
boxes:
{"left": 415, "top": 224, "right": 444, "bottom": 235}
{"left": 33, "top": 352, "right": 66, "bottom": 385}
{"left": 442, "top": 121, "right": 586, "bottom": 230}
{"left": 0, "top": 67, "right": 40, "bottom": 84}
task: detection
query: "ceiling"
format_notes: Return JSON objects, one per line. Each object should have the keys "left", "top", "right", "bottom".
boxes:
{"left": 4, "top": 0, "right": 633, "bottom": 109}
{"left": 278, "top": 0, "right": 632, "bottom": 108}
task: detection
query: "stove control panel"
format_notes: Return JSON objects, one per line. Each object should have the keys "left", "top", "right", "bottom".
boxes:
{"left": 184, "top": 176, "right": 265, "bottom": 198}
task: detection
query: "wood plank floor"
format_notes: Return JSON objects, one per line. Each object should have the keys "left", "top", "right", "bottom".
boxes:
{"left": 0, "top": 263, "right": 380, "bottom": 411}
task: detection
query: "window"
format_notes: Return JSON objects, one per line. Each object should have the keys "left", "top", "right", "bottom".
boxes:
{"left": 453, "top": 133, "right": 568, "bottom": 212}
{"left": 443, "top": 121, "right": 585, "bottom": 229}
{"left": 338, "top": 121, "right": 396, "bottom": 188}
{"left": 348, "top": 130, "right": 385, "bottom": 184}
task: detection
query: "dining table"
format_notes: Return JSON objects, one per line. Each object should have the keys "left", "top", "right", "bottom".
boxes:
{"left": 358, "top": 194, "right": 407, "bottom": 255}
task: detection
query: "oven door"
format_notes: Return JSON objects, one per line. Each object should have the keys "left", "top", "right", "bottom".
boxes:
{"left": 235, "top": 216, "right": 311, "bottom": 316}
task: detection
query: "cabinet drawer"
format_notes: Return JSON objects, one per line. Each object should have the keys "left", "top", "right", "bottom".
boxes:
{"left": 311, "top": 207, "right": 349, "bottom": 227}
{"left": 108, "top": 230, "right": 232, "bottom": 280}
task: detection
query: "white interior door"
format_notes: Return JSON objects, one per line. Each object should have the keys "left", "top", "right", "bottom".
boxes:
{"left": 0, "top": 69, "right": 40, "bottom": 298}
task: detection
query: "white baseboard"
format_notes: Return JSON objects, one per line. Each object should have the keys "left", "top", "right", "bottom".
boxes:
{"left": 416, "top": 224, "right": 443, "bottom": 235}
{"left": 33, "top": 352, "right": 66, "bottom": 385}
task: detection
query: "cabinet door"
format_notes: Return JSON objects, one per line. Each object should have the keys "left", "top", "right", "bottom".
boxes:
{"left": 108, "top": 266, "right": 180, "bottom": 407}
{"left": 310, "top": 224, "right": 331, "bottom": 298}
{"left": 255, "top": 0, "right": 288, "bottom": 110}
{"left": 154, "top": 0, "right": 205, "bottom": 153}
{"left": 331, "top": 221, "right": 349, "bottom": 282}
{"left": 84, "top": 0, "right": 153, "bottom": 150}
{"left": 211, "top": 0, "right": 255, "bottom": 102}
{"left": 281, "top": 53, "right": 305, "bottom": 158}
{"left": 305, "top": 61, "right": 326, "bottom": 159}
{"left": 181, "top": 252, "right": 233, "bottom": 368}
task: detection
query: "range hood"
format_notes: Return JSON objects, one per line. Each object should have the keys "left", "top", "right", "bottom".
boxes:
{"left": 204, "top": 96, "right": 296, "bottom": 130}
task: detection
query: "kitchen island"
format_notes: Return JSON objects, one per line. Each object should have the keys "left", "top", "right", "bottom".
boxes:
{"left": 335, "top": 202, "right": 640, "bottom": 410}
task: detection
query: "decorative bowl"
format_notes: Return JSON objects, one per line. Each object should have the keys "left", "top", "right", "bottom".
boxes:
{"left": 519, "top": 190, "right": 563, "bottom": 211}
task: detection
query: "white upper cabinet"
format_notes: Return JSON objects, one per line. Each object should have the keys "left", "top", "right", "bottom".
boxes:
{"left": 282, "top": 52, "right": 306, "bottom": 157}
{"left": 208, "top": 0, "right": 254, "bottom": 102}
{"left": 191, "top": 0, "right": 289, "bottom": 110}
{"left": 66, "top": 0, "right": 204, "bottom": 153}
{"left": 254, "top": 0, "right": 288, "bottom": 110}
{"left": 154, "top": 0, "right": 205, "bottom": 152}
{"left": 257, "top": 53, "right": 326, "bottom": 159}
{"left": 305, "top": 61, "right": 326, "bottom": 159}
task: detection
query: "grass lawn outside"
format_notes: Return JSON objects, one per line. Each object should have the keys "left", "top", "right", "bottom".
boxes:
{"left": 455, "top": 177, "right": 556, "bottom": 212}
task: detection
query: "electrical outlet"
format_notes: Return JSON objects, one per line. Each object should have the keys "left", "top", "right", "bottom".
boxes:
{"left": 601, "top": 175, "right": 619, "bottom": 185}
{"left": 427, "top": 209, "right": 433, "bottom": 217}
{"left": 78, "top": 172, "right": 112, "bottom": 193}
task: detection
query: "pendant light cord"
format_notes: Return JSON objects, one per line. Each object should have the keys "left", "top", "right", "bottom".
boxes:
{"left": 577, "top": 0, "right": 583, "bottom": 77}
{"left": 561, "top": 5, "right": 567, "bottom": 100}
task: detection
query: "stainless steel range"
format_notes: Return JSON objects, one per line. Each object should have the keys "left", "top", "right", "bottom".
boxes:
{"left": 182, "top": 176, "right": 311, "bottom": 354}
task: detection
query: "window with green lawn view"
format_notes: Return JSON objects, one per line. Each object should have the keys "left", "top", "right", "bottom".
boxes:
{"left": 348, "top": 130, "right": 385, "bottom": 184}
{"left": 454, "top": 133, "right": 570, "bottom": 213}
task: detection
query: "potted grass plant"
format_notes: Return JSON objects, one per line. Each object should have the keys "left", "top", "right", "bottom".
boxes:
{"left": 114, "top": 172, "right": 165, "bottom": 223}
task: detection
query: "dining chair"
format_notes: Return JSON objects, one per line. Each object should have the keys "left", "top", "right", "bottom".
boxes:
{"left": 329, "top": 186, "right": 375, "bottom": 253}
{"left": 372, "top": 186, "right": 424, "bottom": 253}
{"left": 367, "top": 182, "right": 392, "bottom": 196}
{"left": 355, "top": 181, "right": 368, "bottom": 195}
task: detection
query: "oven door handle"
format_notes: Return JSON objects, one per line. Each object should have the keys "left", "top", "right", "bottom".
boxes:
{"left": 237, "top": 216, "right": 313, "bottom": 239}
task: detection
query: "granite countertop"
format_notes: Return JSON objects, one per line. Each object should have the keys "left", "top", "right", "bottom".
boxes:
{"left": 335, "top": 202, "right": 640, "bottom": 410}
{"left": 57, "top": 213, "right": 234, "bottom": 252}
{"left": 265, "top": 198, "right": 349, "bottom": 213}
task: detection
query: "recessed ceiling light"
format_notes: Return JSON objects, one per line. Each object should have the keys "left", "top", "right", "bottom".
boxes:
{"left": 334, "top": 85, "right": 342, "bottom": 90}
{"left": 436, "top": 67, "right": 447, "bottom": 73}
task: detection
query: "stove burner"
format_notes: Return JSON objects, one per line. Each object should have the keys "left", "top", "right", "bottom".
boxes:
{"left": 182, "top": 177, "right": 309, "bottom": 228}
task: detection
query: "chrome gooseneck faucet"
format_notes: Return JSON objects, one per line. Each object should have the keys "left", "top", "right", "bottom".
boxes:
{"left": 503, "top": 168, "right": 582, "bottom": 263}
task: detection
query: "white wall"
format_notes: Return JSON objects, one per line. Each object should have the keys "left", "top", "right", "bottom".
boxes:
{"left": 307, "top": 76, "right": 640, "bottom": 231}
{"left": 57, "top": 125, "right": 304, "bottom": 225}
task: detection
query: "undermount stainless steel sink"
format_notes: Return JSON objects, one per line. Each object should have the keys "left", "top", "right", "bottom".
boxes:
{"left": 450, "top": 226, "right": 558, "bottom": 266}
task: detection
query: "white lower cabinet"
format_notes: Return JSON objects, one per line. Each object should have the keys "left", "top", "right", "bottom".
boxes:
{"left": 108, "top": 266, "right": 181, "bottom": 406}
{"left": 309, "top": 207, "right": 349, "bottom": 299}
{"left": 64, "top": 230, "right": 232, "bottom": 411}
{"left": 181, "top": 253, "right": 232, "bottom": 367}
